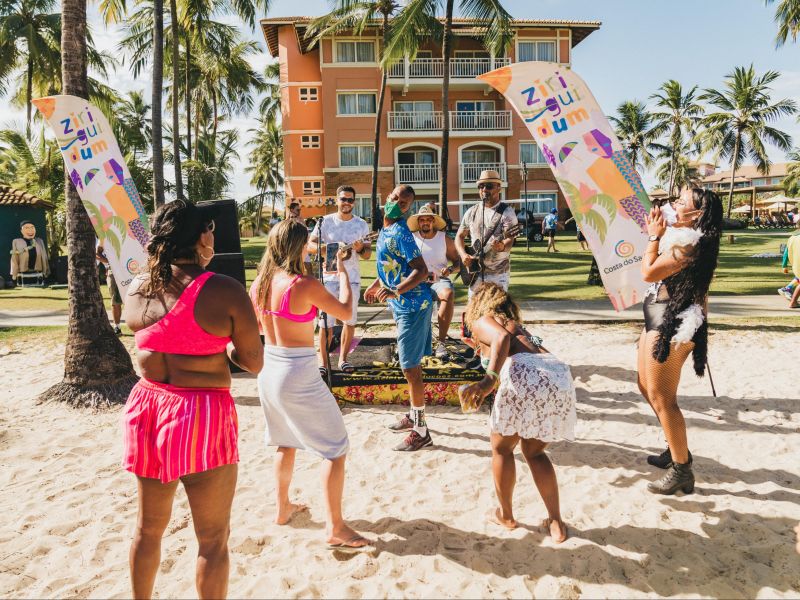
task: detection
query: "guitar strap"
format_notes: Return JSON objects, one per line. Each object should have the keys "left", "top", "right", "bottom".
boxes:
{"left": 474, "top": 202, "right": 508, "bottom": 250}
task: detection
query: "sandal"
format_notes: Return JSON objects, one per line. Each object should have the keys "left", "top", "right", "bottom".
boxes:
{"left": 326, "top": 535, "right": 372, "bottom": 553}
{"left": 541, "top": 518, "right": 568, "bottom": 544}
{"left": 319, "top": 366, "right": 328, "bottom": 379}
{"left": 338, "top": 361, "right": 356, "bottom": 374}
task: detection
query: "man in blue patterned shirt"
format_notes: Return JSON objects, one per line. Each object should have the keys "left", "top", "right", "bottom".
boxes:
{"left": 365, "top": 185, "right": 434, "bottom": 451}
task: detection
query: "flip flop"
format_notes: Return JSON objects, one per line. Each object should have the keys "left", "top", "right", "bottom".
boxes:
{"left": 338, "top": 361, "right": 356, "bottom": 374}
{"left": 326, "top": 535, "right": 372, "bottom": 553}
{"left": 319, "top": 366, "right": 328, "bottom": 379}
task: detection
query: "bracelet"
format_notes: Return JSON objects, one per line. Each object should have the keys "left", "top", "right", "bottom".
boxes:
{"left": 485, "top": 369, "right": 500, "bottom": 381}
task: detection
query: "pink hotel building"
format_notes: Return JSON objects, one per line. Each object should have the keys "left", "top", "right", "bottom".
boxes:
{"left": 260, "top": 16, "right": 601, "bottom": 221}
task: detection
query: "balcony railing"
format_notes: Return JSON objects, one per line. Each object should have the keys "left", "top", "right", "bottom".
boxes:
{"left": 396, "top": 163, "right": 440, "bottom": 184}
{"left": 388, "top": 57, "right": 511, "bottom": 80}
{"left": 450, "top": 110, "right": 511, "bottom": 131}
{"left": 460, "top": 162, "right": 507, "bottom": 184}
{"left": 387, "top": 111, "right": 443, "bottom": 132}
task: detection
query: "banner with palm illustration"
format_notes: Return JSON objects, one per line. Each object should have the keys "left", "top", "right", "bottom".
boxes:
{"left": 32, "top": 95, "right": 150, "bottom": 295}
{"left": 479, "top": 64, "right": 652, "bottom": 310}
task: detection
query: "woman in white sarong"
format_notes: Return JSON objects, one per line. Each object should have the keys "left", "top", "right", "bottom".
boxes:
{"left": 251, "top": 220, "right": 369, "bottom": 551}
{"left": 460, "top": 283, "right": 576, "bottom": 543}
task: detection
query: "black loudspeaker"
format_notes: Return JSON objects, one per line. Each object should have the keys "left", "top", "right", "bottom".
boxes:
{"left": 207, "top": 252, "right": 246, "bottom": 288}
{"left": 55, "top": 255, "right": 68, "bottom": 284}
{"left": 197, "top": 199, "right": 241, "bottom": 254}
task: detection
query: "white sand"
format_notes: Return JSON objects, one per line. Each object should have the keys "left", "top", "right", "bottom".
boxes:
{"left": 1, "top": 323, "right": 798, "bottom": 598}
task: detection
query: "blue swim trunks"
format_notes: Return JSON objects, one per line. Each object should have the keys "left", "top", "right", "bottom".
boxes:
{"left": 394, "top": 302, "right": 433, "bottom": 370}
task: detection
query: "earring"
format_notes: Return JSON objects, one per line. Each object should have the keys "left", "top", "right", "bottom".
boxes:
{"left": 199, "top": 245, "right": 215, "bottom": 261}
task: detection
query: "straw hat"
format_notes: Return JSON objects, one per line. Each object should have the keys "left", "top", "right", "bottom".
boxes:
{"left": 476, "top": 169, "right": 503, "bottom": 185}
{"left": 407, "top": 204, "right": 447, "bottom": 232}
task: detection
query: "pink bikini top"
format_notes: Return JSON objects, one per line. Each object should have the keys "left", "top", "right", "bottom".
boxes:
{"left": 251, "top": 275, "right": 317, "bottom": 323}
{"left": 135, "top": 271, "right": 231, "bottom": 355}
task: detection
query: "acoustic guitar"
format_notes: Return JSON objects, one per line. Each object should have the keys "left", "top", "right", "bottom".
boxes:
{"left": 458, "top": 224, "right": 521, "bottom": 287}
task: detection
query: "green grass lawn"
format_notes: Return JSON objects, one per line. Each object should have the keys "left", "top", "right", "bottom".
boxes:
{"left": 1, "top": 230, "right": 793, "bottom": 312}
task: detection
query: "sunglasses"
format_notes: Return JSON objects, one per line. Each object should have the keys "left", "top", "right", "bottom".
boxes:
{"left": 338, "top": 196, "right": 356, "bottom": 203}
{"left": 478, "top": 183, "right": 498, "bottom": 190}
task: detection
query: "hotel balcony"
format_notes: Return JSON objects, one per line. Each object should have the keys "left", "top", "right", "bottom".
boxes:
{"left": 460, "top": 162, "right": 508, "bottom": 185}
{"left": 387, "top": 110, "right": 513, "bottom": 138}
{"left": 395, "top": 163, "right": 440, "bottom": 187}
{"left": 387, "top": 57, "right": 512, "bottom": 90}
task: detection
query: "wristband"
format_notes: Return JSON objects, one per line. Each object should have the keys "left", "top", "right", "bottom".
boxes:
{"left": 485, "top": 369, "right": 500, "bottom": 381}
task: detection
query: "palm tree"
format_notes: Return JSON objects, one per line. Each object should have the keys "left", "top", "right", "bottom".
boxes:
{"left": 0, "top": 0, "right": 60, "bottom": 139}
{"left": 114, "top": 90, "right": 151, "bottom": 162}
{"left": 766, "top": 0, "right": 800, "bottom": 46}
{"left": 307, "top": 0, "right": 407, "bottom": 230}
{"left": 784, "top": 148, "right": 800, "bottom": 197}
{"left": 650, "top": 80, "right": 704, "bottom": 196}
{"left": 246, "top": 117, "right": 283, "bottom": 231}
{"left": 39, "top": 0, "right": 137, "bottom": 407}
{"left": 183, "top": 128, "right": 240, "bottom": 200}
{"left": 609, "top": 100, "right": 664, "bottom": 172}
{"left": 152, "top": 0, "right": 165, "bottom": 206}
{"left": 168, "top": 0, "right": 183, "bottom": 198}
{"left": 698, "top": 65, "right": 798, "bottom": 216}
{"left": 385, "top": 0, "right": 513, "bottom": 219}
{"left": 655, "top": 153, "right": 701, "bottom": 194}
{"left": 259, "top": 60, "right": 281, "bottom": 123}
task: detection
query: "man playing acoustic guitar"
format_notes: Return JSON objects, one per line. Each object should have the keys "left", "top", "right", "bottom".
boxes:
{"left": 455, "top": 169, "right": 519, "bottom": 298}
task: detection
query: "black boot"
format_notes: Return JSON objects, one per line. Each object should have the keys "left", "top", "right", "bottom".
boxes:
{"left": 647, "top": 461, "right": 695, "bottom": 495}
{"left": 647, "top": 447, "right": 692, "bottom": 469}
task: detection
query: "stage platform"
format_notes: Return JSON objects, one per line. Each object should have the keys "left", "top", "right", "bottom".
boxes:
{"left": 328, "top": 336, "right": 485, "bottom": 406}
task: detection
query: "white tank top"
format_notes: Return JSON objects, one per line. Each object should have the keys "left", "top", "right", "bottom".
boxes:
{"left": 413, "top": 230, "right": 447, "bottom": 274}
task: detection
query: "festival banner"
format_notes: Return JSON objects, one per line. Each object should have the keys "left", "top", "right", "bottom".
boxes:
{"left": 32, "top": 95, "right": 149, "bottom": 295}
{"left": 478, "top": 64, "right": 651, "bottom": 310}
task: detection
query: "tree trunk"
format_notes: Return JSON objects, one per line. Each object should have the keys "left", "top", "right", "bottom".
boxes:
{"left": 726, "top": 134, "right": 741, "bottom": 218}
{"left": 185, "top": 35, "right": 192, "bottom": 192}
{"left": 667, "top": 126, "right": 678, "bottom": 196}
{"left": 370, "top": 14, "right": 389, "bottom": 232}
{"left": 26, "top": 57, "right": 33, "bottom": 140}
{"left": 40, "top": 0, "right": 137, "bottom": 408}
{"left": 255, "top": 190, "right": 265, "bottom": 233}
{"left": 170, "top": 0, "right": 183, "bottom": 200}
{"left": 439, "top": 0, "right": 454, "bottom": 221}
{"left": 212, "top": 89, "right": 218, "bottom": 146}
{"left": 193, "top": 101, "right": 200, "bottom": 160}
{"left": 151, "top": 0, "right": 165, "bottom": 206}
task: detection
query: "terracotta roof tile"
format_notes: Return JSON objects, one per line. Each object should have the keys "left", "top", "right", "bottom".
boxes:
{"left": 0, "top": 185, "right": 55, "bottom": 209}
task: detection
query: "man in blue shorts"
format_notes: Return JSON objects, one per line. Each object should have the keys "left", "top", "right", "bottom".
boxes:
{"left": 364, "top": 185, "right": 434, "bottom": 451}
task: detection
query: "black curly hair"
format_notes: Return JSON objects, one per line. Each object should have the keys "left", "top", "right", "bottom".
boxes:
{"left": 142, "top": 199, "right": 215, "bottom": 296}
{"left": 654, "top": 188, "right": 723, "bottom": 375}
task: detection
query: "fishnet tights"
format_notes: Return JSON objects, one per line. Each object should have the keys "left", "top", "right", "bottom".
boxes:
{"left": 637, "top": 329, "right": 694, "bottom": 464}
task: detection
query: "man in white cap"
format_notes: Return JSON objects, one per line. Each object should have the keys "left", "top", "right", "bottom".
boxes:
{"left": 408, "top": 205, "right": 461, "bottom": 359}
{"left": 455, "top": 169, "right": 518, "bottom": 297}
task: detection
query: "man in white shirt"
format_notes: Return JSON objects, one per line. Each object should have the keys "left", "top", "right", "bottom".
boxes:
{"left": 408, "top": 205, "right": 460, "bottom": 359}
{"left": 308, "top": 185, "right": 372, "bottom": 375}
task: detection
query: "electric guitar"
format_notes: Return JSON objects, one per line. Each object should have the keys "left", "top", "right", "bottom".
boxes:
{"left": 458, "top": 224, "right": 521, "bottom": 287}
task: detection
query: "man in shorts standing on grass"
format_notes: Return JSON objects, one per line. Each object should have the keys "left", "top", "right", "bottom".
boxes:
{"left": 364, "top": 184, "right": 434, "bottom": 451}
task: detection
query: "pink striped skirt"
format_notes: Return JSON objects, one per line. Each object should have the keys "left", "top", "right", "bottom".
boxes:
{"left": 122, "top": 379, "right": 239, "bottom": 483}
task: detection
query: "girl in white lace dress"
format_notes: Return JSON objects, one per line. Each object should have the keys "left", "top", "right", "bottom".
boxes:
{"left": 461, "top": 283, "right": 576, "bottom": 542}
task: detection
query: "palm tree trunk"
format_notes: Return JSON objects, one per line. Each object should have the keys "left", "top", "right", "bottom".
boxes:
{"left": 26, "top": 57, "right": 33, "bottom": 140}
{"left": 212, "top": 90, "right": 218, "bottom": 146}
{"left": 439, "top": 0, "right": 454, "bottom": 220}
{"left": 169, "top": 0, "right": 183, "bottom": 200}
{"left": 151, "top": 0, "right": 165, "bottom": 206}
{"left": 667, "top": 126, "right": 678, "bottom": 196}
{"left": 370, "top": 13, "right": 389, "bottom": 231}
{"left": 726, "top": 135, "right": 741, "bottom": 218}
{"left": 255, "top": 190, "right": 265, "bottom": 233}
{"left": 40, "top": 0, "right": 137, "bottom": 407}
{"left": 193, "top": 98, "right": 200, "bottom": 160}
{"left": 185, "top": 35, "right": 192, "bottom": 193}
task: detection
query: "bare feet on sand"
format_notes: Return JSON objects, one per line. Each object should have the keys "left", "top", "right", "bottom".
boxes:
{"left": 275, "top": 502, "right": 308, "bottom": 525}
{"left": 542, "top": 517, "right": 568, "bottom": 543}
{"left": 327, "top": 524, "right": 371, "bottom": 551}
{"left": 486, "top": 508, "right": 518, "bottom": 530}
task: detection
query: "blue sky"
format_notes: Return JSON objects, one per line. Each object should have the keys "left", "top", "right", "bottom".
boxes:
{"left": 3, "top": 0, "right": 798, "bottom": 200}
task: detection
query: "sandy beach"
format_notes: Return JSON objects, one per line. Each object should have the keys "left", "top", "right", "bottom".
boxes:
{"left": 1, "top": 322, "right": 798, "bottom": 598}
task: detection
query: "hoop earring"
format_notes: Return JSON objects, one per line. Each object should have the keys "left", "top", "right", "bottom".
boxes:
{"left": 199, "top": 245, "right": 215, "bottom": 262}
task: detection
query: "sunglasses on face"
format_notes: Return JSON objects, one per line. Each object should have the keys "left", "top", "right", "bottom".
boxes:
{"left": 478, "top": 183, "right": 497, "bottom": 190}
{"left": 339, "top": 196, "right": 356, "bottom": 204}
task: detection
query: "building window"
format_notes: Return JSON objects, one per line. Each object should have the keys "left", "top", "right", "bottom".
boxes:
{"left": 340, "top": 144, "right": 374, "bottom": 167}
{"left": 337, "top": 92, "right": 377, "bottom": 115}
{"left": 301, "top": 135, "right": 320, "bottom": 149}
{"left": 356, "top": 195, "right": 373, "bottom": 220}
{"left": 520, "top": 142, "right": 547, "bottom": 166}
{"left": 518, "top": 40, "right": 557, "bottom": 62}
{"left": 299, "top": 87, "right": 318, "bottom": 101}
{"left": 521, "top": 192, "right": 557, "bottom": 214}
{"left": 302, "top": 181, "right": 322, "bottom": 196}
{"left": 335, "top": 40, "right": 375, "bottom": 63}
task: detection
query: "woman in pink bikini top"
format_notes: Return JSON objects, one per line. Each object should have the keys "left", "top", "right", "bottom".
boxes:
{"left": 250, "top": 220, "right": 354, "bottom": 348}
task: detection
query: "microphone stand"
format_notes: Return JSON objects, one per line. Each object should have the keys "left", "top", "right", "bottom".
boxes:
{"left": 479, "top": 195, "right": 486, "bottom": 284}
{"left": 316, "top": 214, "right": 333, "bottom": 389}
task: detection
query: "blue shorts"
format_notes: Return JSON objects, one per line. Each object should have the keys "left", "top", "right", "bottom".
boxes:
{"left": 394, "top": 302, "right": 433, "bottom": 370}
{"left": 430, "top": 277, "right": 454, "bottom": 297}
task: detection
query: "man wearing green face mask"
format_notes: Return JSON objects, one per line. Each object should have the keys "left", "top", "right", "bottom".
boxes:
{"left": 365, "top": 185, "right": 434, "bottom": 451}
